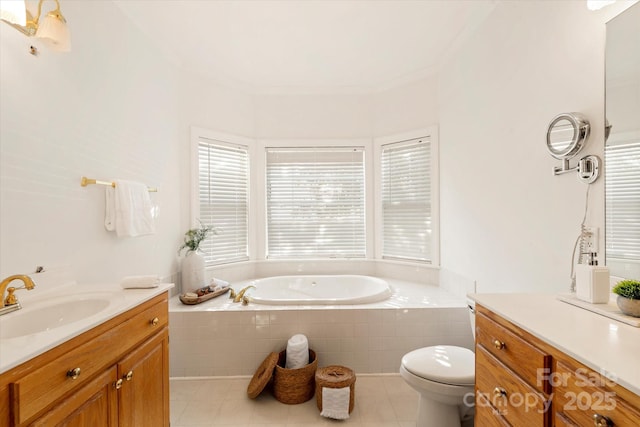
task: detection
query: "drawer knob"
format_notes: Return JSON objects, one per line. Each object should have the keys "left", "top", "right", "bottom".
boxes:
{"left": 66, "top": 367, "right": 81, "bottom": 380}
{"left": 493, "top": 387, "right": 507, "bottom": 398}
{"left": 114, "top": 379, "right": 123, "bottom": 390}
{"left": 593, "top": 414, "right": 613, "bottom": 427}
{"left": 493, "top": 339, "right": 505, "bottom": 350}
{"left": 150, "top": 317, "right": 159, "bottom": 326}
{"left": 124, "top": 370, "right": 134, "bottom": 381}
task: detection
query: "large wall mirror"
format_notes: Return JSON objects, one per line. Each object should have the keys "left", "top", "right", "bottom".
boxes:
{"left": 605, "top": 3, "right": 640, "bottom": 279}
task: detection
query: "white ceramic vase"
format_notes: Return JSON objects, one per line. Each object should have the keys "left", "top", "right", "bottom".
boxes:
{"left": 181, "top": 251, "right": 205, "bottom": 292}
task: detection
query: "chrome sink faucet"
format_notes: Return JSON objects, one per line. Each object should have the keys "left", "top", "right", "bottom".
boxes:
{"left": 0, "top": 275, "right": 36, "bottom": 316}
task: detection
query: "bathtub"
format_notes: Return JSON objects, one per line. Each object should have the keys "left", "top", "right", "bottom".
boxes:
{"left": 246, "top": 275, "right": 392, "bottom": 305}
{"left": 169, "top": 276, "right": 475, "bottom": 376}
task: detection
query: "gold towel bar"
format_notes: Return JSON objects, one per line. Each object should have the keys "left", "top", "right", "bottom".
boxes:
{"left": 80, "top": 176, "right": 158, "bottom": 192}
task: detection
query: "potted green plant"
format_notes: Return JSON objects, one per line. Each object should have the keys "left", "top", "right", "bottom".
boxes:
{"left": 179, "top": 221, "right": 217, "bottom": 292}
{"left": 179, "top": 221, "right": 216, "bottom": 254}
{"left": 612, "top": 279, "right": 640, "bottom": 317}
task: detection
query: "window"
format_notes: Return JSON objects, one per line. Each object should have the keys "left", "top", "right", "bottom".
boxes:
{"left": 381, "top": 137, "right": 432, "bottom": 262}
{"left": 266, "top": 147, "right": 365, "bottom": 258}
{"left": 605, "top": 139, "right": 640, "bottom": 264}
{"left": 196, "top": 138, "right": 249, "bottom": 265}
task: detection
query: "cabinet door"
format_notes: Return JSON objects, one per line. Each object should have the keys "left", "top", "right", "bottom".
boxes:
{"left": 117, "top": 329, "right": 169, "bottom": 427}
{"left": 32, "top": 367, "right": 118, "bottom": 427}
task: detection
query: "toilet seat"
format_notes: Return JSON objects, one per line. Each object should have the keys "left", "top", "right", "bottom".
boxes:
{"left": 401, "top": 345, "right": 474, "bottom": 386}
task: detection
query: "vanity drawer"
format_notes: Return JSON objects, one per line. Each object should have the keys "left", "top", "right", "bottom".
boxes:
{"left": 476, "top": 346, "right": 550, "bottom": 427}
{"left": 10, "top": 297, "right": 167, "bottom": 424}
{"left": 553, "top": 361, "right": 640, "bottom": 427}
{"left": 475, "top": 392, "right": 512, "bottom": 427}
{"left": 476, "top": 312, "right": 551, "bottom": 393}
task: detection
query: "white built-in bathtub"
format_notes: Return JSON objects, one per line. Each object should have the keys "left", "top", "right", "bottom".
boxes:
{"left": 246, "top": 275, "right": 392, "bottom": 305}
{"left": 169, "top": 275, "right": 475, "bottom": 377}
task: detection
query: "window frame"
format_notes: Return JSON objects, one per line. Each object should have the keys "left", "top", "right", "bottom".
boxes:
{"left": 190, "top": 127, "right": 439, "bottom": 266}
{"left": 605, "top": 130, "right": 640, "bottom": 273}
{"left": 190, "top": 126, "right": 255, "bottom": 265}
{"left": 373, "top": 127, "right": 440, "bottom": 265}
{"left": 255, "top": 139, "right": 374, "bottom": 260}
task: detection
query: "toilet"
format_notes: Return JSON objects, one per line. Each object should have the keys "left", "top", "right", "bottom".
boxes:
{"left": 399, "top": 300, "right": 476, "bottom": 427}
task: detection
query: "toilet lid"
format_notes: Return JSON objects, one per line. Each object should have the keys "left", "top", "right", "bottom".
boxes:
{"left": 401, "top": 345, "right": 475, "bottom": 386}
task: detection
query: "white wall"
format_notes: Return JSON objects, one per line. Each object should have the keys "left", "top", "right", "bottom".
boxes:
{"left": 3, "top": 0, "right": 630, "bottom": 296}
{"left": 437, "top": 0, "right": 632, "bottom": 293}
{"left": 372, "top": 75, "right": 439, "bottom": 137}
{"left": 253, "top": 77, "right": 438, "bottom": 140}
{"left": 253, "top": 92, "right": 372, "bottom": 139}
{"left": 0, "top": 1, "right": 253, "bottom": 284}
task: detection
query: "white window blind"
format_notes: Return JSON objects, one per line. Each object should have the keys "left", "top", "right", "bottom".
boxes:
{"left": 605, "top": 141, "right": 640, "bottom": 262}
{"left": 266, "top": 147, "right": 365, "bottom": 258}
{"left": 198, "top": 139, "right": 249, "bottom": 265}
{"left": 381, "top": 137, "right": 431, "bottom": 262}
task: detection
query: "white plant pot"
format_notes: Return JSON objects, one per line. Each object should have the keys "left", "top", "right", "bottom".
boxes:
{"left": 616, "top": 296, "right": 640, "bottom": 318}
{"left": 181, "top": 251, "right": 205, "bottom": 292}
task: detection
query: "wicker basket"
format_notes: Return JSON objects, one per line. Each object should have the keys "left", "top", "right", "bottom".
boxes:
{"left": 315, "top": 365, "right": 356, "bottom": 413}
{"left": 273, "top": 349, "right": 317, "bottom": 404}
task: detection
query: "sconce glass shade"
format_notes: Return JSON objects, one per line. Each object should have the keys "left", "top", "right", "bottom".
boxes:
{"left": 587, "top": 0, "right": 617, "bottom": 11}
{"left": 0, "top": 0, "right": 27, "bottom": 26}
{"left": 35, "top": 9, "right": 70, "bottom": 52}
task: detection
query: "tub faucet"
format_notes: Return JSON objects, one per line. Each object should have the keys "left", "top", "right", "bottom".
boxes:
{"left": 230, "top": 285, "right": 255, "bottom": 303}
{"left": 0, "top": 275, "right": 36, "bottom": 316}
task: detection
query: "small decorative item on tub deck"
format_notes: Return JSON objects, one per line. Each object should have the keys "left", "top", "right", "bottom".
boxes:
{"left": 179, "top": 277, "right": 230, "bottom": 305}
{"left": 178, "top": 221, "right": 217, "bottom": 293}
{"left": 612, "top": 279, "right": 640, "bottom": 317}
{"left": 179, "top": 284, "right": 230, "bottom": 305}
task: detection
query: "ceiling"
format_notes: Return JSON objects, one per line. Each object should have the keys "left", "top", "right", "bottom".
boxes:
{"left": 114, "top": 0, "right": 497, "bottom": 94}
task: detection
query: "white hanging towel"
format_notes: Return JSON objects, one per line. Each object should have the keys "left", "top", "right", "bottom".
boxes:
{"left": 105, "top": 180, "right": 155, "bottom": 237}
{"left": 320, "top": 387, "right": 350, "bottom": 420}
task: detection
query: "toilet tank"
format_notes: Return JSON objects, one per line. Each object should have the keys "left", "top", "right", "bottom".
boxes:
{"left": 467, "top": 298, "right": 476, "bottom": 339}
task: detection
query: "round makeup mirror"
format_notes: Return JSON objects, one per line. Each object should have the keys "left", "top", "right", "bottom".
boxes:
{"left": 546, "top": 113, "right": 590, "bottom": 160}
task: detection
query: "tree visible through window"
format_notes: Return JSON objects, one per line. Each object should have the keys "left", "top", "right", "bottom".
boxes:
{"left": 381, "top": 138, "right": 432, "bottom": 262}
{"left": 197, "top": 139, "right": 249, "bottom": 264}
{"left": 266, "top": 147, "right": 365, "bottom": 258}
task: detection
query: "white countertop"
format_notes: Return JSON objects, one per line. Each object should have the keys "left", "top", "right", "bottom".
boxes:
{"left": 0, "top": 282, "right": 174, "bottom": 374}
{"left": 469, "top": 293, "right": 640, "bottom": 396}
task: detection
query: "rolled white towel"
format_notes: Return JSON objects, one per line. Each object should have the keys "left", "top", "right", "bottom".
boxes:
{"left": 120, "top": 275, "right": 160, "bottom": 289}
{"left": 320, "top": 387, "right": 350, "bottom": 419}
{"left": 286, "top": 334, "right": 309, "bottom": 369}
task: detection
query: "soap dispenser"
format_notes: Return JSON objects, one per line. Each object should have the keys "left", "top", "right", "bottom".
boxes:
{"left": 575, "top": 253, "right": 610, "bottom": 304}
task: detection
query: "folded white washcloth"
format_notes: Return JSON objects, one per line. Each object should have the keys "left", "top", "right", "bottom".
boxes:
{"left": 285, "top": 334, "right": 309, "bottom": 369}
{"left": 120, "top": 275, "right": 160, "bottom": 289}
{"left": 321, "top": 387, "right": 350, "bottom": 420}
{"left": 105, "top": 180, "right": 155, "bottom": 238}
{"left": 210, "top": 278, "right": 230, "bottom": 288}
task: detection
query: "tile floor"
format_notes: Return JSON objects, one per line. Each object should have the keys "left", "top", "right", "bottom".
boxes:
{"left": 170, "top": 374, "right": 419, "bottom": 426}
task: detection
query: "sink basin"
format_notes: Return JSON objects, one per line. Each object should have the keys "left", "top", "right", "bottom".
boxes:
{"left": 0, "top": 293, "right": 122, "bottom": 339}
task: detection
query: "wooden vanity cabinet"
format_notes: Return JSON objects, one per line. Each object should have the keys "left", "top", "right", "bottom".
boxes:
{"left": 475, "top": 304, "right": 640, "bottom": 427}
{"left": 553, "top": 359, "right": 640, "bottom": 427}
{"left": 475, "top": 308, "right": 552, "bottom": 426}
{"left": 0, "top": 292, "right": 170, "bottom": 427}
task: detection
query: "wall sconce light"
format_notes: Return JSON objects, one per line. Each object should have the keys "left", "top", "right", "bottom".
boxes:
{"left": 0, "top": 0, "right": 70, "bottom": 52}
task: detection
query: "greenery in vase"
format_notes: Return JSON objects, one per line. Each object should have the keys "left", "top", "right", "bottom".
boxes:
{"left": 178, "top": 221, "right": 217, "bottom": 255}
{"left": 612, "top": 279, "right": 640, "bottom": 300}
